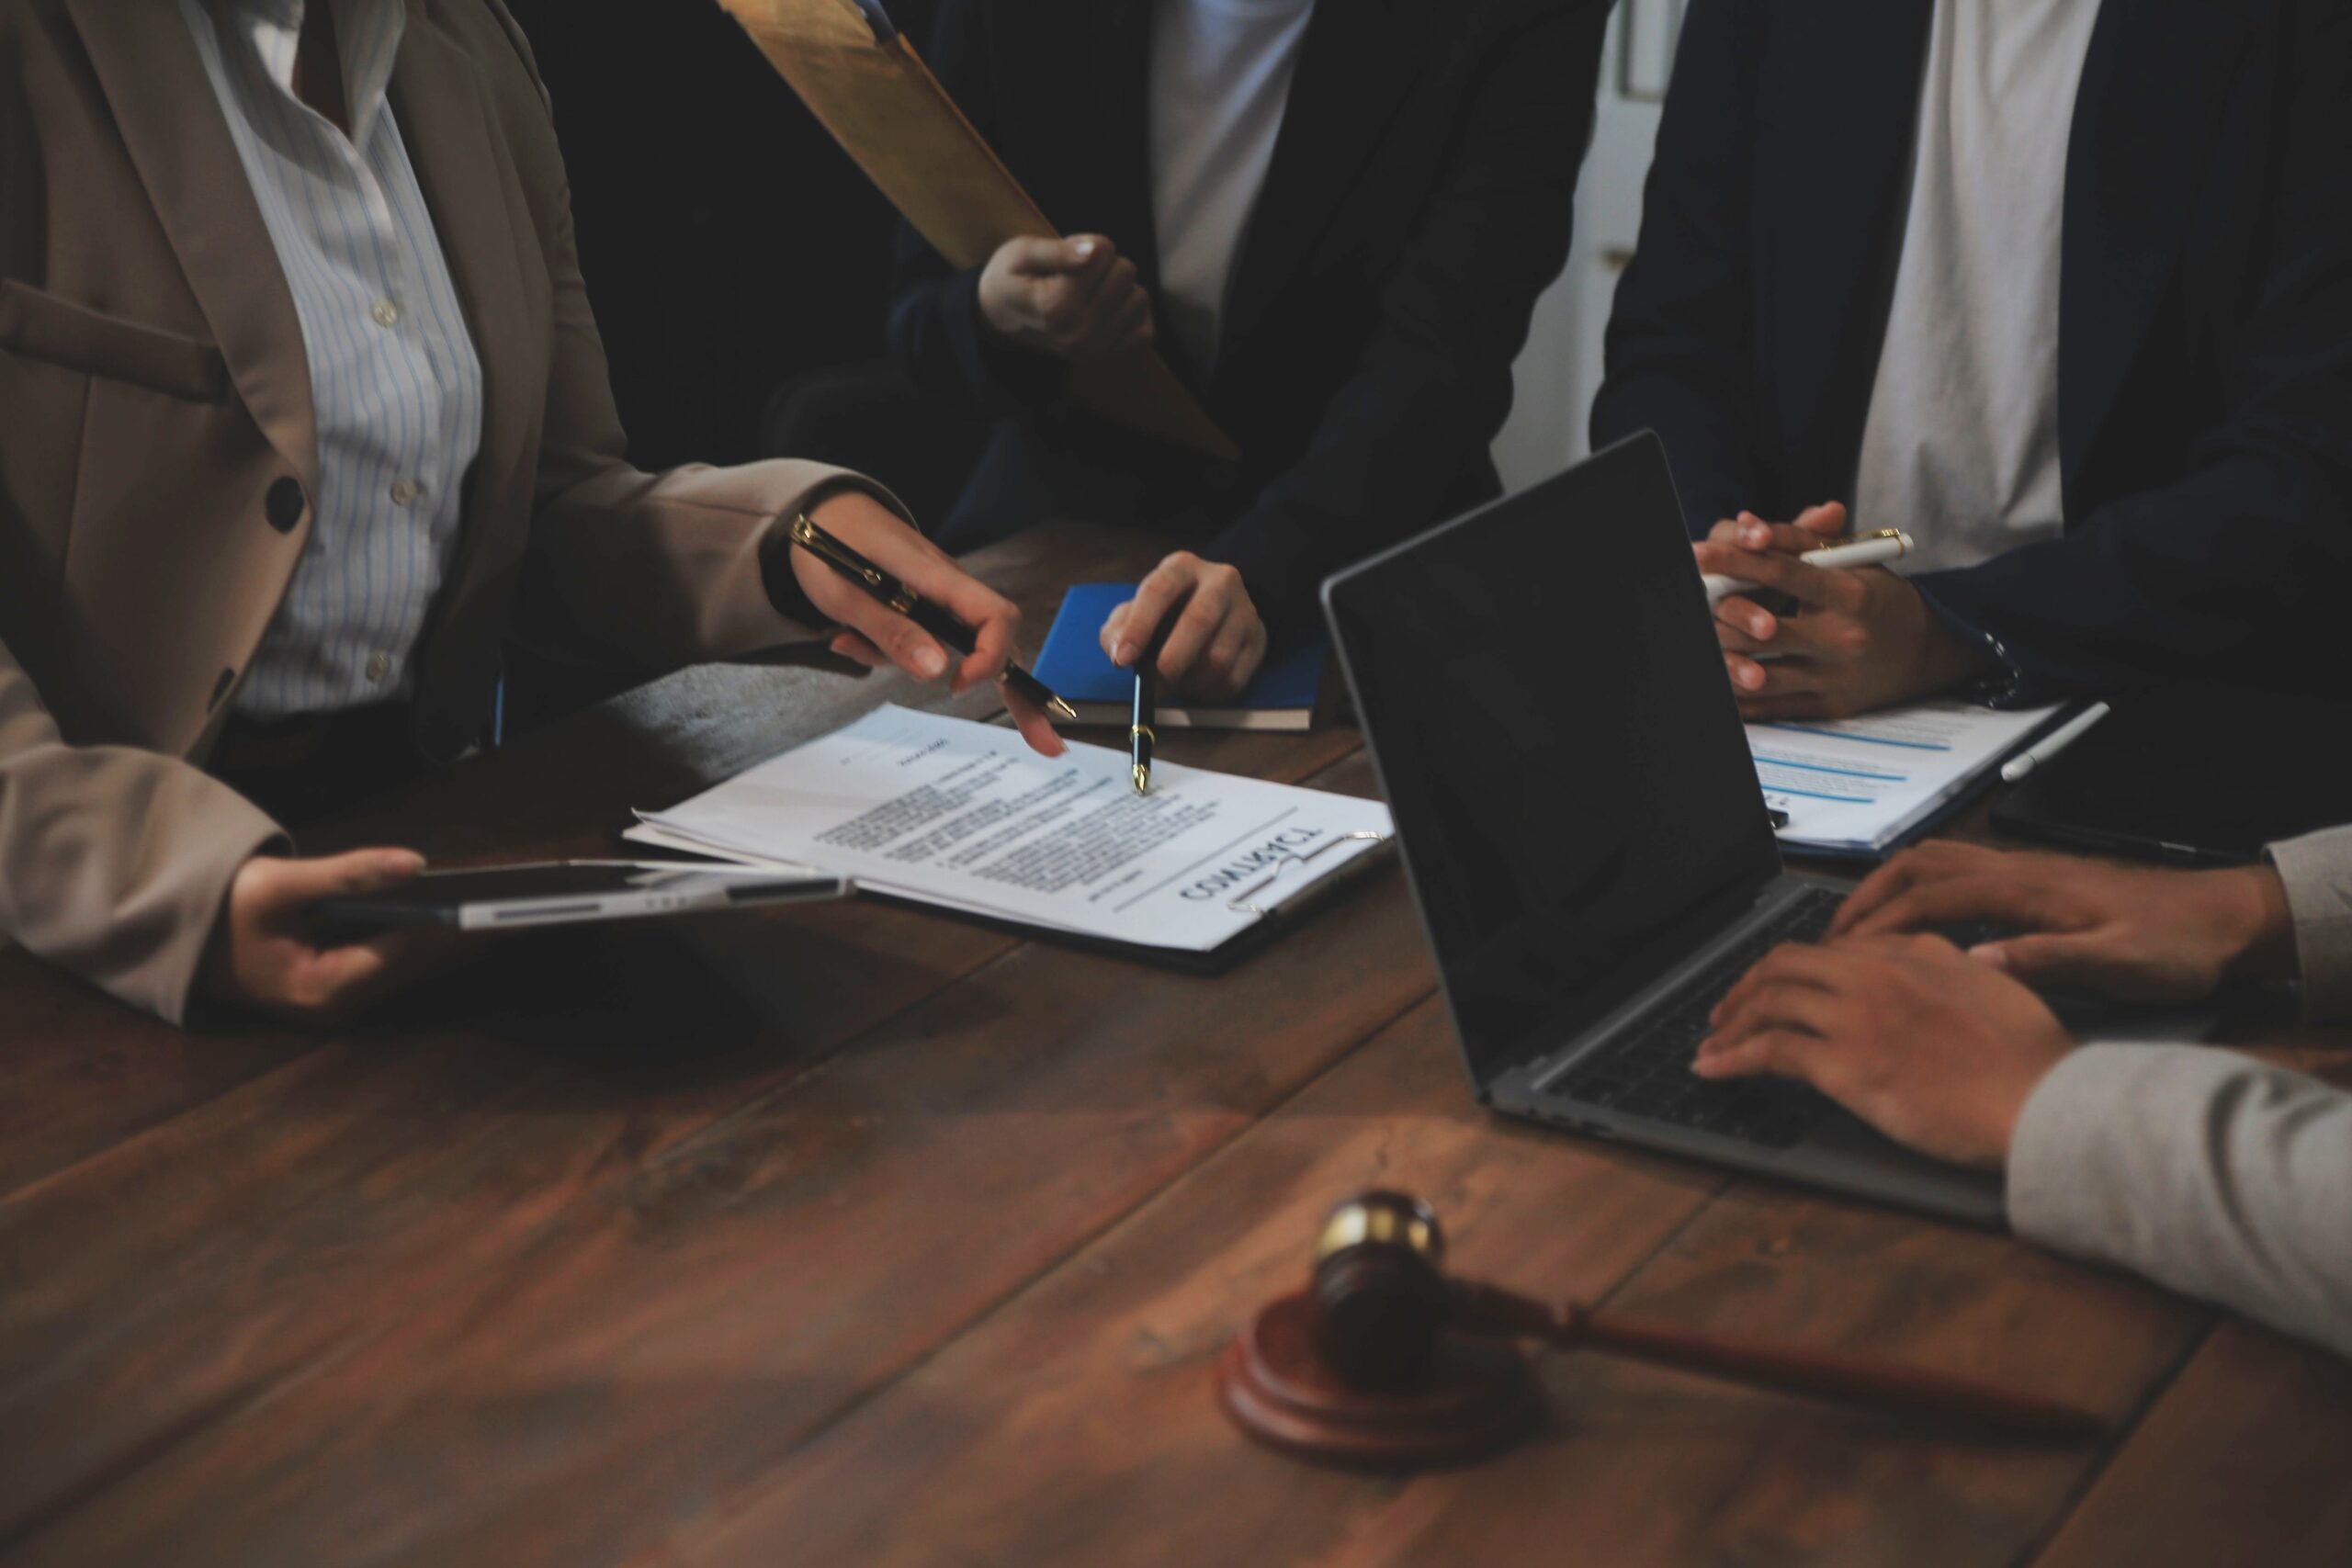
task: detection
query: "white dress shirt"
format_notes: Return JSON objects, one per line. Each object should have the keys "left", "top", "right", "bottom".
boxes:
{"left": 1148, "top": 0, "right": 1316, "bottom": 383}
{"left": 1853, "top": 0, "right": 2105, "bottom": 576}
{"left": 178, "top": 0, "right": 484, "bottom": 720}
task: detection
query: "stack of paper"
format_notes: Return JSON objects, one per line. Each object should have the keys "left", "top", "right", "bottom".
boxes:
{"left": 628, "top": 706, "right": 1392, "bottom": 953}
{"left": 1749, "top": 701, "right": 2066, "bottom": 855}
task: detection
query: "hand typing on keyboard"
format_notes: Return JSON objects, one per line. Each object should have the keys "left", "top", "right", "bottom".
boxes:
{"left": 1829, "top": 841, "right": 2297, "bottom": 1005}
{"left": 1691, "top": 933, "right": 2075, "bottom": 1168}
{"left": 1545, "top": 887, "right": 1844, "bottom": 1149}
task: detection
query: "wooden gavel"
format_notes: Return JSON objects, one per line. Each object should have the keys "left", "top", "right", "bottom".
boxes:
{"left": 1308, "top": 1191, "right": 2103, "bottom": 1441}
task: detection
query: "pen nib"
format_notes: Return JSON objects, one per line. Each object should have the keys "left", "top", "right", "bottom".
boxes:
{"left": 1132, "top": 763, "right": 1150, "bottom": 796}
{"left": 1048, "top": 696, "right": 1079, "bottom": 723}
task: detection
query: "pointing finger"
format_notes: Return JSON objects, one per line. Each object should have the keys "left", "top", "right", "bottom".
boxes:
{"left": 828, "top": 596, "right": 950, "bottom": 682}
{"left": 1000, "top": 681, "right": 1067, "bottom": 758}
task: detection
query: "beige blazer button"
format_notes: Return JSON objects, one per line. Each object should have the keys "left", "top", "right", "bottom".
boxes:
{"left": 264, "top": 477, "right": 305, "bottom": 532}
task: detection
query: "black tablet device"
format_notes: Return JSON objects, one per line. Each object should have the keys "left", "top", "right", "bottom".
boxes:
{"left": 1991, "top": 683, "right": 2352, "bottom": 865}
{"left": 312, "top": 861, "right": 850, "bottom": 931}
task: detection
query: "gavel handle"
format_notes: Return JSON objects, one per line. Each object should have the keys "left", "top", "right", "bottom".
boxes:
{"left": 1445, "top": 1281, "right": 2102, "bottom": 1441}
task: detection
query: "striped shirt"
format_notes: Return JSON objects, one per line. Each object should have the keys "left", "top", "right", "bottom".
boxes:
{"left": 178, "top": 0, "right": 484, "bottom": 720}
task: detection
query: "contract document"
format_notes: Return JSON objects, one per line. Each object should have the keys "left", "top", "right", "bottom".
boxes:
{"left": 1749, "top": 701, "right": 2067, "bottom": 856}
{"left": 629, "top": 706, "right": 1393, "bottom": 957}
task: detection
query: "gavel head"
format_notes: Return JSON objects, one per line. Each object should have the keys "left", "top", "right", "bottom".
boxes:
{"left": 1310, "top": 1190, "right": 1451, "bottom": 1389}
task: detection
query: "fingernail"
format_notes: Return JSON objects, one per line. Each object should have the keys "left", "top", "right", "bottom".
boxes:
{"left": 1970, "top": 944, "right": 2008, "bottom": 969}
{"left": 1072, "top": 238, "right": 1098, "bottom": 259}
{"left": 1744, "top": 525, "right": 1770, "bottom": 547}
{"left": 1738, "top": 665, "right": 1764, "bottom": 690}
{"left": 916, "top": 647, "right": 946, "bottom": 679}
{"left": 1112, "top": 640, "right": 1135, "bottom": 666}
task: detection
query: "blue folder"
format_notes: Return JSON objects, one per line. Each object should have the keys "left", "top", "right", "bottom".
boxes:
{"left": 1032, "top": 583, "right": 1326, "bottom": 730}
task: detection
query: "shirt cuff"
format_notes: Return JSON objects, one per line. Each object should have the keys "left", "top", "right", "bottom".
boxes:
{"left": 1907, "top": 575, "right": 2026, "bottom": 707}
{"left": 756, "top": 476, "right": 913, "bottom": 629}
{"left": 944, "top": 266, "right": 1068, "bottom": 416}
{"left": 161, "top": 795, "right": 292, "bottom": 1028}
{"left": 2265, "top": 830, "right": 2352, "bottom": 1023}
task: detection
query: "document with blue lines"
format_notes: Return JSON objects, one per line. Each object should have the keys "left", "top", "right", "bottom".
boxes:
{"left": 1748, "top": 700, "right": 2066, "bottom": 855}
{"left": 629, "top": 705, "right": 1391, "bottom": 951}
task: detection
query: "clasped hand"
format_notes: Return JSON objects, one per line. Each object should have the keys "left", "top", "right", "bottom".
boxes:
{"left": 977, "top": 234, "right": 1156, "bottom": 362}
{"left": 1695, "top": 502, "right": 1987, "bottom": 719}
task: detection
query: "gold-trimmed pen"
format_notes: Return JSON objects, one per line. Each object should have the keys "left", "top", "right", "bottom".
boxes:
{"left": 786, "top": 513, "right": 1076, "bottom": 723}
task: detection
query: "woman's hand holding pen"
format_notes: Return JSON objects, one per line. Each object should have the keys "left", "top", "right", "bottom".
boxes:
{"left": 1694, "top": 502, "right": 1988, "bottom": 721}
{"left": 794, "top": 492, "right": 1066, "bottom": 757}
{"left": 1100, "top": 551, "right": 1268, "bottom": 701}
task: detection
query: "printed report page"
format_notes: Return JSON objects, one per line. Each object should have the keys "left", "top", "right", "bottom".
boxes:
{"left": 636, "top": 705, "right": 1392, "bottom": 950}
{"left": 1748, "top": 701, "right": 2064, "bottom": 852}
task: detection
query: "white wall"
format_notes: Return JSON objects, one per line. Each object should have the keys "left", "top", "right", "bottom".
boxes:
{"left": 1491, "top": 0, "right": 1684, "bottom": 491}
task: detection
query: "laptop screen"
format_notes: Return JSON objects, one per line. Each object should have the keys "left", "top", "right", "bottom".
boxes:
{"left": 1322, "top": 435, "right": 1783, "bottom": 1089}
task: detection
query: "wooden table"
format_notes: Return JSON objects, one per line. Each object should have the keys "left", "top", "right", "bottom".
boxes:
{"left": 4, "top": 522, "right": 2347, "bottom": 1568}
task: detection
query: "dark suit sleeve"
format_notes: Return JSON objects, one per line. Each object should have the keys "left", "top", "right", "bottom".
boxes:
{"left": 1196, "top": 1, "right": 1608, "bottom": 633}
{"left": 884, "top": 0, "right": 1067, "bottom": 422}
{"left": 1585, "top": 0, "right": 1765, "bottom": 537}
{"left": 1911, "top": 4, "right": 2352, "bottom": 701}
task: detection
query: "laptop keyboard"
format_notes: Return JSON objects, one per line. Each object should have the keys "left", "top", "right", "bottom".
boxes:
{"left": 1541, "top": 886, "right": 1849, "bottom": 1150}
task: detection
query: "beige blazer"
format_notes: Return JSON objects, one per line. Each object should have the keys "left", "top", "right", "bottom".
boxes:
{"left": 0, "top": 0, "right": 879, "bottom": 1021}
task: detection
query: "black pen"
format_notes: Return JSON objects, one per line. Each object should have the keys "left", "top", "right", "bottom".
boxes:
{"left": 1128, "top": 601, "right": 1191, "bottom": 796}
{"left": 787, "top": 513, "right": 1076, "bottom": 723}
{"left": 1131, "top": 656, "right": 1155, "bottom": 795}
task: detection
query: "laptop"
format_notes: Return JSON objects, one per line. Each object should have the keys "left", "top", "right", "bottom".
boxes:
{"left": 1320, "top": 433, "right": 2006, "bottom": 1225}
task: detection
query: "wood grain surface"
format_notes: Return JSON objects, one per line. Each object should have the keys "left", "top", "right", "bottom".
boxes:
{"left": 0, "top": 523, "right": 2343, "bottom": 1568}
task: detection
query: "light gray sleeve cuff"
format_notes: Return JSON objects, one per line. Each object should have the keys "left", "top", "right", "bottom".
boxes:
{"left": 2267, "top": 827, "right": 2352, "bottom": 1023}
{"left": 2008, "top": 1043, "right": 2352, "bottom": 1359}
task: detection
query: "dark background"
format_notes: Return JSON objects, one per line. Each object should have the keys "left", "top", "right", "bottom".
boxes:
{"left": 495, "top": 2, "right": 967, "bottom": 728}
{"left": 503, "top": 0, "right": 944, "bottom": 471}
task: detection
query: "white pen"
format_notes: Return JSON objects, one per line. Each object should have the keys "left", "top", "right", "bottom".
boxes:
{"left": 1702, "top": 528, "right": 1917, "bottom": 604}
{"left": 2000, "top": 701, "right": 2113, "bottom": 784}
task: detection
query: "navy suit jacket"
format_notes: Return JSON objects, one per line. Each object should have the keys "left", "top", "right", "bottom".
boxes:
{"left": 1591, "top": 0, "right": 2352, "bottom": 701}
{"left": 888, "top": 0, "right": 1608, "bottom": 637}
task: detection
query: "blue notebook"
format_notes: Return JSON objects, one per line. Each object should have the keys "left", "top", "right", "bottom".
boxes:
{"left": 1032, "top": 583, "right": 1327, "bottom": 731}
